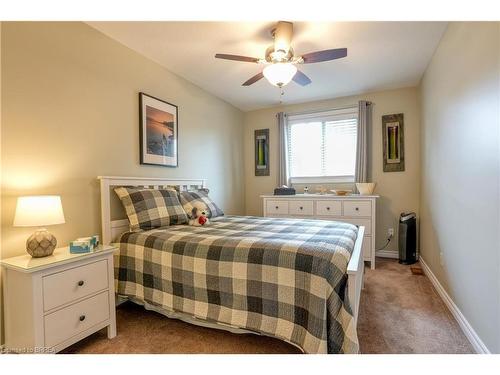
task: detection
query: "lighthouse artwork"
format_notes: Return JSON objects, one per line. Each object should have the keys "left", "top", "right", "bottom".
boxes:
{"left": 139, "top": 92, "right": 178, "bottom": 167}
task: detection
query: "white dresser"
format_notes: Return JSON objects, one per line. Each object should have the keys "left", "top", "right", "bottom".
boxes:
{"left": 1, "top": 245, "right": 117, "bottom": 353}
{"left": 261, "top": 194, "right": 378, "bottom": 269}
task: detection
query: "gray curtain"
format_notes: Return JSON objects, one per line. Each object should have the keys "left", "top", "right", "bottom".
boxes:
{"left": 277, "top": 112, "right": 290, "bottom": 186}
{"left": 355, "top": 101, "right": 372, "bottom": 189}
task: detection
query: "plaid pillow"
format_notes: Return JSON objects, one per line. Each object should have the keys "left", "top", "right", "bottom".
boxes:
{"left": 179, "top": 189, "right": 224, "bottom": 219}
{"left": 114, "top": 187, "right": 188, "bottom": 231}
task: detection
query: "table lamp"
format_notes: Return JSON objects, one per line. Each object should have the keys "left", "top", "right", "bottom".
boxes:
{"left": 13, "top": 195, "right": 66, "bottom": 258}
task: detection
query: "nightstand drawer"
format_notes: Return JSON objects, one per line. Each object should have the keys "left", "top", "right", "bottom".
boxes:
{"left": 43, "top": 259, "right": 108, "bottom": 311}
{"left": 289, "top": 200, "right": 313, "bottom": 215}
{"left": 266, "top": 200, "right": 289, "bottom": 215}
{"left": 44, "top": 291, "right": 110, "bottom": 347}
{"left": 343, "top": 201, "right": 372, "bottom": 217}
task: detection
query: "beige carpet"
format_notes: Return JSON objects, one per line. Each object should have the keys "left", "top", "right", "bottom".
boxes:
{"left": 357, "top": 258, "right": 473, "bottom": 353}
{"left": 62, "top": 258, "right": 473, "bottom": 354}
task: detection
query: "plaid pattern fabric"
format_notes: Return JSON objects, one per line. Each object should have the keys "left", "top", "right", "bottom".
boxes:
{"left": 179, "top": 189, "right": 224, "bottom": 218}
{"left": 116, "top": 215, "right": 359, "bottom": 354}
{"left": 114, "top": 187, "right": 188, "bottom": 231}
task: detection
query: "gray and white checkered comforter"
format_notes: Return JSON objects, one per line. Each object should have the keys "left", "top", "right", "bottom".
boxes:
{"left": 116, "top": 215, "right": 359, "bottom": 354}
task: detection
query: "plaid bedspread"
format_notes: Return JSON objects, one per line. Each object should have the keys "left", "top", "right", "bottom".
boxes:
{"left": 116, "top": 215, "right": 359, "bottom": 353}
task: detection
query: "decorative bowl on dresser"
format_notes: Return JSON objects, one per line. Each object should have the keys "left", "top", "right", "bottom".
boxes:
{"left": 261, "top": 193, "right": 378, "bottom": 269}
{"left": 1, "top": 245, "right": 117, "bottom": 353}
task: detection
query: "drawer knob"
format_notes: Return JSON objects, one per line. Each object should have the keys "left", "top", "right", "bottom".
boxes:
{"left": 275, "top": 206, "right": 279, "bottom": 209}
{"left": 79, "top": 315, "right": 86, "bottom": 322}
{"left": 326, "top": 207, "right": 330, "bottom": 210}
{"left": 77, "top": 280, "right": 85, "bottom": 286}
{"left": 299, "top": 206, "right": 303, "bottom": 210}
{"left": 355, "top": 207, "right": 359, "bottom": 211}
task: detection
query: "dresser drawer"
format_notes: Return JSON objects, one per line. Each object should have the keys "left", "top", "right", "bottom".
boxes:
{"left": 316, "top": 200, "right": 342, "bottom": 216}
{"left": 332, "top": 218, "right": 371, "bottom": 235}
{"left": 266, "top": 200, "right": 289, "bottom": 215}
{"left": 362, "top": 236, "right": 372, "bottom": 261}
{"left": 289, "top": 200, "right": 313, "bottom": 215}
{"left": 43, "top": 259, "right": 109, "bottom": 311}
{"left": 343, "top": 200, "right": 372, "bottom": 217}
{"left": 44, "top": 291, "right": 110, "bottom": 347}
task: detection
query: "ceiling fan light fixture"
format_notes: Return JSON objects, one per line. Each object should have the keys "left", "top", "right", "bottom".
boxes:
{"left": 263, "top": 63, "right": 297, "bottom": 87}
{"left": 270, "top": 50, "right": 287, "bottom": 62}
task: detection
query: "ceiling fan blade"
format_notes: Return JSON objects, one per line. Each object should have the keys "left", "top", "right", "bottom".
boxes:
{"left": 242, "top": 72, "right": 264, "bottom": 86}
{"left": 215, "top": 54, "right": 260, "bottom": 63}
{"left": 292, "top": 70, "right": 312, "bottom": 86}
{"left": 301, "top": 48, "right": 347, "bottom": 64}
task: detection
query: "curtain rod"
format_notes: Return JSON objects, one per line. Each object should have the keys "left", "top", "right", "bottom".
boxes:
{"left": 283, "top": 101, "right": 372, "bottom": 117}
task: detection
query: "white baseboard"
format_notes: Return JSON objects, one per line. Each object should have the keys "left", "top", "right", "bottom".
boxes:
{"left": 419, "top": 257, "right": 490, "bottom": 354}
{"left": 375, "top": 250, "right": 399, "bottom": 259}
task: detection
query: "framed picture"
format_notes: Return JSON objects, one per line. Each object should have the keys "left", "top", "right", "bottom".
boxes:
{"left": 139, "top": 92, "right": 178, "bottom": 167}
{"left": 255, "top": 129, "right": 270, "bottom": 176}
{"left": 382, "top": 113, "right": 405, "bottom": 172}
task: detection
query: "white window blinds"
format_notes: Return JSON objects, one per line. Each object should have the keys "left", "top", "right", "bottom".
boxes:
{"left": 287, "top": 107, "right": 358, "bottom": 182}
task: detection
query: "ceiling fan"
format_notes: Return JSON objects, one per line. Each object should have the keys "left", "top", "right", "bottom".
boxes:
{"left": 215, "top": 21, "right": 347, "bottom": 88}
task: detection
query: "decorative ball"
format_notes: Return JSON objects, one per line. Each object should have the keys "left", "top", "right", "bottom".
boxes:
{"left": 26, "top": 229, "right": 57, "bottom": 258}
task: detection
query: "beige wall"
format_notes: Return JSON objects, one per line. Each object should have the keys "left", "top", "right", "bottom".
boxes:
{"left": 243, "top": 87, "right": 421, "bottom": 252}
{"left": 420, "top": 22, "right": 500, "bottom": 353}
{"left": 0, "top": 21, "right": 3, "bottom": 346}
{"left": 1, "top": 22, "right": 245, "bottom": 262}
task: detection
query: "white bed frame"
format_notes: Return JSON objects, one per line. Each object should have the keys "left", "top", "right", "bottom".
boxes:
{"left": 98, "top": 176, "right": 365, "bottom": 329}
{"left": 99, "top": 175, "right": 207, "bottom": 245}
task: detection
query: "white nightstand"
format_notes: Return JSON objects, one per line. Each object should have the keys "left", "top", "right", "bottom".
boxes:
{"left": 1, "top": 245, "right": 117, "bottom": 353}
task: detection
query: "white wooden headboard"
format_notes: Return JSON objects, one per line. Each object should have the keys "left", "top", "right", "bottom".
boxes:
{"left": 98, "top": 176, "right": 206, "bottom": 245}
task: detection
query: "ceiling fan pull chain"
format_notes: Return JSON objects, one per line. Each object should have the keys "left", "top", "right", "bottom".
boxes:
{"left": 279, "top": 86, "right": 284, "bottom": 104}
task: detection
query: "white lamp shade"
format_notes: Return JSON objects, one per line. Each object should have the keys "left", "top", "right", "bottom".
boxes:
{"left": 13, "top": 195, "right": 66, "bottom": 227}
{"left": 263, "top": 63, "right": 297, "bottom": 87}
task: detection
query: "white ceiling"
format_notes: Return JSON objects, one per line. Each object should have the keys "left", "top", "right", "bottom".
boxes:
{"left": 88, "top": 22, "right": 447, "bottom": 111}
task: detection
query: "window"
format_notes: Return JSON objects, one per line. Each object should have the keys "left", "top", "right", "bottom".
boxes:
{"left": 286, "top": 108, "right": 358, "bottom": 183}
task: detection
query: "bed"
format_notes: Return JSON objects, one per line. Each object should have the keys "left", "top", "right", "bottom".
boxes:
{"left": 98, "top": 176, "right": 365, "bottom": 354}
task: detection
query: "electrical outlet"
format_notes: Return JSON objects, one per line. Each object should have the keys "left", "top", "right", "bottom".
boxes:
{"left": 388, "top": 228, "right": 394, "bottom": 238}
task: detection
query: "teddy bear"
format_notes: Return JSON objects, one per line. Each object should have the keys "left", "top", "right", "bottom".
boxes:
{"left": 189, "top": 207, "right": 210, "bottom": 226}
